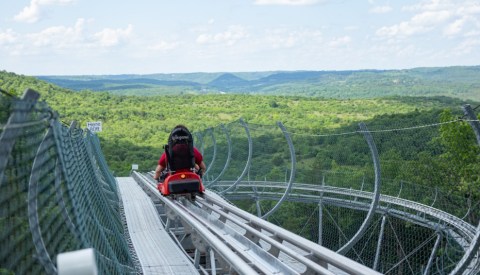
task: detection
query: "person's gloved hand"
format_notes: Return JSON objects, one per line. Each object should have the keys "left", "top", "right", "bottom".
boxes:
{"left": 196, "top": 169, "right": 203, "bottom": 178}
{"left": 158, "top": 171, "right": 168, "bottom": 182}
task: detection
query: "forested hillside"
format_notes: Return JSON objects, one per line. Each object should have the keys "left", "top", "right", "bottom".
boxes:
{"left": 37, "top": 66, "right": 480, "bottom": 101}
{"left": 1, "top": 70, "right": 477, "bottom": 183}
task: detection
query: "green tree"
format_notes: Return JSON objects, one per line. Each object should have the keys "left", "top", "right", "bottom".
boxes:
{"left": 437, "top": 109, "right": 480, "bottom": 198}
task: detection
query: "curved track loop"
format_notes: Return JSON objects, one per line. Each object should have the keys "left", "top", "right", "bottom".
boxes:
{"left": 133, "top": 171, "right": 381, "bottom": 275}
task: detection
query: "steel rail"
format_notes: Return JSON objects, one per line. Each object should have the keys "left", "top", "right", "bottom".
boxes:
{"left": 227, "top": 190, "right": 452, "bottom": 230}
{"left": 216, "top": 181, "right": 477, "bottom": 260}
{"left": 195, "top": 195, "right": 335, "bottom": 275}
{"left": 133, "top": 172, "right": 258, "bottom": 274}
{"left": 135, "top": 172, "right": 378, "bottom": 274}
{"left": 226, "top": 189, "right": 474, "bottom": 258}
{"left": 176, "top": 197, "right": 301, "bottom": 275}
{"left": 137, "top": 172, "right": 307, "bottom": 274}
{"left": 149, "top": 174, "right": 476, "bottom": 247}
{"left": 214, "top": 181, "right": 477, "bottom": 241}
{"left": 201, "top": 191, "right": 382, "bottom": 275}
{"left": 138, "top": 172, "right": 478, "bottom": 274}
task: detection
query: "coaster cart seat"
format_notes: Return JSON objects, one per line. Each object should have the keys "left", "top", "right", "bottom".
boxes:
{"left": 156, "top": 127, "right": 205, "bottom": 197}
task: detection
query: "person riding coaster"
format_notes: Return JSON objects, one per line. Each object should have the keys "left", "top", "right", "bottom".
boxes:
{"left": 154, "top": 125, "right": 206, "bottom": 198}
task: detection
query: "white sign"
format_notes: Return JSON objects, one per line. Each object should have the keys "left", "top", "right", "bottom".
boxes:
{"left": 87, "top": 121, "right": 102, "bottom": 132}
{"left": 132, "top": 164, "right": 139, "bottom": 170}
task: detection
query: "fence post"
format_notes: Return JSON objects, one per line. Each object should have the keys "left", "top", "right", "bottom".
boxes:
{"left": 219, "top": 119, "right": 252, "bottom": 194}
{"left": 206, "top": 124, "right": 231, "bottom": 187}
{"left": 203, "top": 128, "right": 216, "bottom": 178}
{"left": 57, "top": 248, "right": 98, "bottom": 275}
{"left": 261, "top": 121, "right": 296, "bottom": 219}
{"left": 337, "top": 122, "right": 382, "bottom": 255}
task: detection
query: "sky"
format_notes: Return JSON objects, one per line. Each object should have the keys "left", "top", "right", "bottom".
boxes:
{"left": 1, "top": 0, "right": 480, "bottom": 75}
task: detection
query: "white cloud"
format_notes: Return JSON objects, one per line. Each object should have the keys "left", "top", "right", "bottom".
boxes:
{"left": 14, "top": 0, "right": 74, "bottom": 23}
{"left": 403, "top": 0, "right": 454, "bottom": 12}
{"left": 344, "top": 25, "right": 359, "bottom": 31}
{"left": 376, "top": 10, "right": 451, "bottom": 38}
{"left": 454, "top": 37, "right": 480, "bottom": 54}
{"left": 26, "top": 18, "right": 86, "bottom": 48}
{"left": 456, "top": 2, "right": 480, "bottom": 15}
{"left": 264, "top": 28, "right": 322, "bottom": 49}
{"left": 328, "top": 36, "right": 351, "bottom": 47}
{"left": 465, "top": 30, "right": 480, "bottom": 37}
{"left": 371, "top": 0, "right": 480, "bottom": 67}
{"left": 196, "top": 34, "right": 210, "bottom": 44}
{"left": 443, "top": 4, "right": 480, "bottom": 38}
{"left": 444, "top": 18, "right": 467, "bottom": 37}
{"left": 94, "top": 24, "right": 134, "bottom": 47}
{"left": 369, "top": 5, "right": 392, "bottom": 14}
{"left": 412, "top": 10, "right": 451, "bottom": 25}
{"left": 0, "top": 29, "right": 18, "bottom": 45}
{"left": 14, "top": 1, "right": 42, "bottom": 23}
{"left": 37, "top": 0, "right": 74, "bottom": 4}
{"left": 196, "top": 25, "right": 248, "bottom": 46}
{"left": 375, "top": 0, "right": 480, "bottom": 40}
{"left": 1, "top": 19, "right": 135, "bottom": 57}
{"left": 148, "top": 40, "right": 179, "bottom": 51}
{"left": 254, "top": 0, "right": 323, "bottom": 6}
{"left": 376, "top": 22, "right": 425, "bottom": 38}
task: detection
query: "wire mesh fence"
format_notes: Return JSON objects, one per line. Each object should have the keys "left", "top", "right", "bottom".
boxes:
{"left": 0, "top": 89, "right": 137, "bottom": 274}
{"left": 197, "top": 106, "right": 480, "bottom": 274}
{"left": 2, "top": 87, "right": 479, "bottom": 274}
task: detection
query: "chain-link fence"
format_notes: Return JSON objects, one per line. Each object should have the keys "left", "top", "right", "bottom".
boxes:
{"left": 0, "top": 89, "right": 137, "bottom": 274}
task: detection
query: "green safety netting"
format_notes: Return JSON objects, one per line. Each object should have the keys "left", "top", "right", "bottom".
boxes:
{"left": 0, "top": 89, "right": 137, "bottom": 274}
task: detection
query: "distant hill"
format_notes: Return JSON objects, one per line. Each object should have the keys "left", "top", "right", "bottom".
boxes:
{"left": 208, "top": 73, "right": 250, "bottom": 90}
{"left": 36, "top": 66, "right": 480, "bottom": 100}
{"left": 1, "top": 69, "right": 476, "bottom": 177}
{"left": 35, "top": 77, "right": 201, "bottom": 91}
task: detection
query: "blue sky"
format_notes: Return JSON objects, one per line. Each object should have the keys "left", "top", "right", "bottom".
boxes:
{"left": 1, "top": 0, "right": 479, "bottom": 75}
